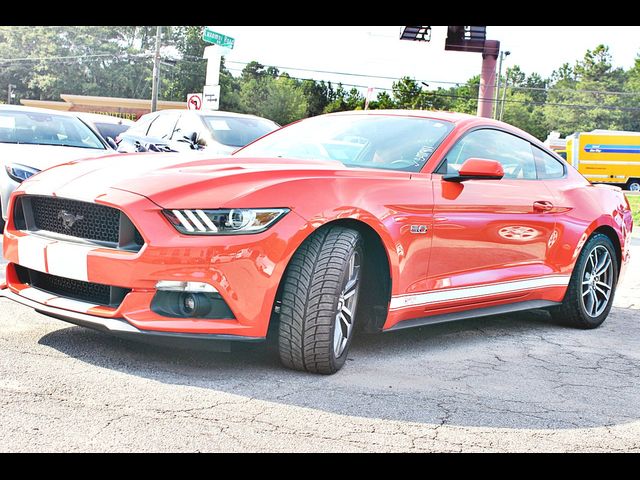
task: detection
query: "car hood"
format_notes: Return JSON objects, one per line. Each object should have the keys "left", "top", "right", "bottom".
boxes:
{"left": 18, "top": 152, "right": 405, "bottom": 208}
{"left": 0, "top": 143, "right": 112, "bottom": 171}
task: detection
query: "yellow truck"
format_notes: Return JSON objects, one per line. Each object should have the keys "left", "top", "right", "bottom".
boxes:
{"left": 565, "top": 129, "right": 640, "bottom": 191}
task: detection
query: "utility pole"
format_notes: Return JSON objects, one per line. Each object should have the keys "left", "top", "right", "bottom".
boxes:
{"left": 499, "top": 70, "right": 509, "bottom": 121}
{"left": 151, "top": 26, "right": 163, "bottom": 113}
{"left": 493, "top": 50, "right": 510, "bottom": 119}
{"left": 7, "top": 84, "right": 16, "bottom": 105}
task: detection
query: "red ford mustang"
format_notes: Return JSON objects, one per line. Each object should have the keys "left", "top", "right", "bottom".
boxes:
{"left": 0, "top": 111, "right": 633, "bottom": 373}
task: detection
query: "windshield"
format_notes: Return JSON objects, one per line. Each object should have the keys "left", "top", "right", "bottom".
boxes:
{"left": 202, "top": 116, "right": 279, "bottom": 148}
{"left": 0, "top": 110, "right": 105, "bottom": 149}
{"left": 234, "top": 114, "right": 454, "bottom": 172}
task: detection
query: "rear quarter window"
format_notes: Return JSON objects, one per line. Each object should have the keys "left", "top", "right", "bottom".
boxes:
{"left": 533, "top": 146, "right": 565, "bottom": 179}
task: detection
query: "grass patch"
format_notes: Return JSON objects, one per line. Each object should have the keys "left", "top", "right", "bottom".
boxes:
{"left": 627, "top": 194, "right": 640, "bottom": 227}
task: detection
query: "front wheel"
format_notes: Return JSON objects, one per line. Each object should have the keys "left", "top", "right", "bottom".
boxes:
{"left": 277, "top": 226, "right": 363, "bottom": 374}
{"left": 549, "top": 233, "right": 618, "bottom": 329}
{"left": 0, "top": 197, "right": 5, "bottom": 232}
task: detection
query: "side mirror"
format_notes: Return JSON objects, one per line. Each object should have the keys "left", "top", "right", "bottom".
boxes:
{"left": 443, "top": 158, "right": 504, "bottom": 182}
{"left": 106, "top": 136, "right": 118, "bottom": 150}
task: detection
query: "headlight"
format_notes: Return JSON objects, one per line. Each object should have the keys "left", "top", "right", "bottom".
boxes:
{"left": 5, "top": 163, "right": 40, "bottom": 183}
{"left": 163, "top": 208, "right": 289, "bottom": 235}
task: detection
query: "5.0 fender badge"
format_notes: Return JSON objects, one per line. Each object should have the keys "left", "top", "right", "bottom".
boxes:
{"left": 410, "top": 225, "right": 428, "bottom": 234}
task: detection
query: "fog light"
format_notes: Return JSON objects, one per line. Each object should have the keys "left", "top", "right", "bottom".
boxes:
{"left": 151, "top": 291, "right": 235, "bottom": 319}
{"left": 178, "top": 292, "right": 210, "bottom": 317}
{"left": 183, "top": 293, "right": 196, "bottom": 314}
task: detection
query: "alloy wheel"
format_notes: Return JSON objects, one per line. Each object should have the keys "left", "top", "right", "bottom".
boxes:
{"left": 333, "top": 251, "right": 361, "bottom": 358}
{"left": 581, "top": 245, "right": 614, "bottom": 318}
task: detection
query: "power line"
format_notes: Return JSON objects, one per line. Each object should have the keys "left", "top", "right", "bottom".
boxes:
{"left": 224, "top": 59, "right": 468, "bottom": 87}
{"left": 7, "top": 51, "right": 640, "bottom": 99}
{"left": 5, "top": 51, "right": 640, "bottom": 111}
{"left": 223, "top": 58, "right": 640, "bottom": 98}
{"left": 221, "top": 66, "right": 640, "bottom": 112}
{"left": 0, "top": 53, "right": 149, "bottom": 63}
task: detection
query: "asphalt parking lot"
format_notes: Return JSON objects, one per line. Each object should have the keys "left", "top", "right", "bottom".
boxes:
{"left": 1, "top": 237, "right": 639, "bottom": 452}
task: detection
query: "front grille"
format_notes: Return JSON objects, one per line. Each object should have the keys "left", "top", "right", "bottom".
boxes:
{"left": 30, "top": 196, "right": 120, "bottom": 243}
{"left": 15, "top": 265, "right": 130, "bottom": 307}
{"left": 14, "top": 196, "right": 144, "bottom": 251}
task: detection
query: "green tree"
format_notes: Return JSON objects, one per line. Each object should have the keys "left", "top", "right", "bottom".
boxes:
{"left": 301, "top": 79, "right": 330, "bottom": 117}
{"left": 368, "top": 91, "right": 396, "bottom": 110}
{"left": 262, "top": 76, "right": 308, "bottom": 125}
{"left": 392, "top": 77, "right": 430, "bottom": 109}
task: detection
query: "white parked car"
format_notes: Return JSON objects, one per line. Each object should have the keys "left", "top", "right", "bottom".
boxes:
{"left": 0, "top": 105, "right": 115, "bottom": 228}
{"left": 116, "top": 109, "right": 280, "bottom": 155}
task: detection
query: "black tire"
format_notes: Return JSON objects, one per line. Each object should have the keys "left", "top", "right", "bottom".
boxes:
{"left": 627, "top": 178, "right": 640, "bottom": 192}
{"left": 277, "top": 226, "right": 363, "bottom": 374}
{"left": 0, "top": 197, "right": 5, "bottom": 232}
{"left": 548, "top": 233, "right": 618, "bottom": 329}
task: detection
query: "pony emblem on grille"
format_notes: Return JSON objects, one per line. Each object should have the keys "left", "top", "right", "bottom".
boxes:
{"left": 57, "top": 210, "right": 84, "bottom": 230}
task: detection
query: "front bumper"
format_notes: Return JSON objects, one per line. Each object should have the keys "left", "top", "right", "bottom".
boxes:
{"left": 2, "top": 188, "right": 312, "bottom": 339}
{"left": 0, "top": 288, "right": 262, "bottom": 349}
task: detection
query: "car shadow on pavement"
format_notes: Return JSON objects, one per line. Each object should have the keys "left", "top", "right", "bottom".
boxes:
{"left": 37, "top": 306, "right": 640, "bottom": 430}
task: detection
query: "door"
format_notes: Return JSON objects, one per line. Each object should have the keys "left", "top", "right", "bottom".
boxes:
{"left": 427, "top": 128, "right": 560, "bottom": 306}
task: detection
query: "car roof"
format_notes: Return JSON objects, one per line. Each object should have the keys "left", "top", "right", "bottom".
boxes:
{"left": 324, "top": 109, "right": 543, "bottom": 147}
{"left": 0, "top": 104, "right": 86, "bottom": 118}
{"left": 326, "top": 109, "right": 475, "bottom": 123}
{"left": 145, "top": 109, "right": 277, "bottom": 122}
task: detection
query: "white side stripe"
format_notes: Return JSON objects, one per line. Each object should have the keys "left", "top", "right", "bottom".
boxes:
{"left": 390, "top": 275, "right": 571, "bottom": 310}
{"left": 46, "top": 242, "right": 94, "bottom": 282}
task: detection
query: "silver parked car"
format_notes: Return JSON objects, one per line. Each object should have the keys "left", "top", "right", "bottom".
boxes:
{"left": 0, "top": 105, "right": 114, "bottom": 229}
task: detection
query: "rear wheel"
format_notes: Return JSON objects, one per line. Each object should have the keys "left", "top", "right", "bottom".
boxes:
{"left": 277, "top": 226, "right": 362, "bottom": 374}
{"left": 549, "top": 233, "right": 618, "bottom": 329}
{"left": 627, "top": 178, "right": 640, "bottom": 192}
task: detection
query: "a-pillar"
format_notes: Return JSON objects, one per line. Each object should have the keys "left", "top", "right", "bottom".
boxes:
{"left": 476, "top": 40, "right": 500, "bottom": 118}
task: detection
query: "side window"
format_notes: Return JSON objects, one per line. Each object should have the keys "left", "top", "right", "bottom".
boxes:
{"left": 126, "top": 113, "right": 158, "bottom": 136}
{"left": 438, "top": 129, "right": 537, "bottom": 180}
{"left": 146, "top": 113, "right": 179, "bottom": 140}
{"left": 533, "top": 146, "right": 565, "bottom": 179}
{"left": 172, "top": 113, "right": 206, "bottom": 142}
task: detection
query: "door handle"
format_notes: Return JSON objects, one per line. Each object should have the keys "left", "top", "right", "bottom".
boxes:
{"left": 533, "top": 201, "right": 554, "bottom": 212}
